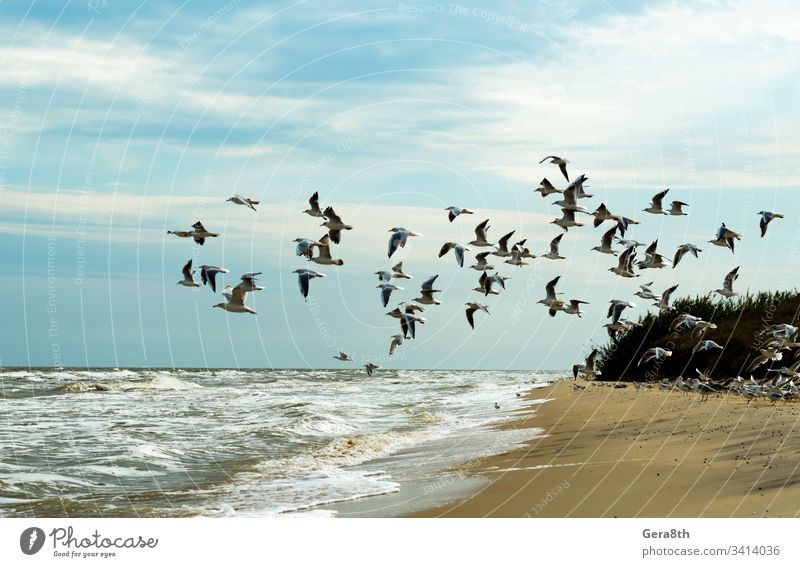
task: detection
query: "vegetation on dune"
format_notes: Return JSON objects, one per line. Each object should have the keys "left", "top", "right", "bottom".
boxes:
{"left": 594, "top": 290, "right": 800, "bottom": 381}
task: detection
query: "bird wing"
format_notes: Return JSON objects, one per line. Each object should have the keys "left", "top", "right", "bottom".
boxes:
{"left": 230, "top": 285, "right": 248, "bottom": 306}
{"left": 328, "top": 228, "right": 342, "bottom": 244}
{"left": 193, "top": 236, "right": 206, "bottom": 246}
{"left": 601, "top": 225, "right": 616, "bottom": 247}
{"left": 421, "top": 275, "right": 439, "bottom": 290}
{"left": 323, "top": 206, "right": 342, "bottom": 224}
{"left": 498, "top": 230, "right": 515, "bottom": 250}
{"left": 192, "top": 221, "right": 206, "bottom": 231}
{"left": 381, "top": 286, "right": 393, "bottom": 307}
{"left": 298, "top": 273, "right": 310, "bottom": 298}
{"left": 388, "top": 230, "right": 405, "bottom": 258}
{"left": 559, "top": 162, "right": 569, "bottom": 181}
{"left": 221, "top": 285, "right": 234, "bottom": 302}
{"left": 759, "top": 216, "right": 768, "bottom": 237}
{"left": 723, "top": 267, "right": 739, "bottom": 290}
{"left": 652, "top": 189, "right": 668, "bottom": 208}
{"left": 474, "top": 219, "right": 490, "bottom": 241}
{"left": 550, "top": 234, "right": 563, "bottom": 254}
{"left": 309, "top": 191, "right": 321, "bottom": 212}
{"left": 439, "top": 242, "right": 455, "bottom": 257}
{"left": 545, "top": 276, "right": 560, "bottom": 299}
{"left": 182, "top": 259, "right": 193, "bottom": 280}
{"left": 466, "top": 306, "right": 477, "bottom": 329}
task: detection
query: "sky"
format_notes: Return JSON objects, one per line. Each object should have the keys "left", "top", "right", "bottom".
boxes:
{"left": 0, "top": 0, "right": 799, "bottom": 370}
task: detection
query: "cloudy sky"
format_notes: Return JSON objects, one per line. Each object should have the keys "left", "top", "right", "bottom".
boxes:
{"left": 1, "top": 0, "right": 798, "bottom": 369}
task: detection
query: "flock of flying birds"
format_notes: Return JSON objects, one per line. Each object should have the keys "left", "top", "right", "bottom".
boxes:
{"left": 165, "top": 155, "right": 786, "bottom": 378}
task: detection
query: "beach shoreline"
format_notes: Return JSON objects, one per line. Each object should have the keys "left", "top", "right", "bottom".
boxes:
{"left": 410, "top": 379, "right": 800, "bottom": 517}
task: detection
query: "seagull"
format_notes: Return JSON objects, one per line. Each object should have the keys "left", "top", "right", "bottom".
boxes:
{"left": 559, "top": 299, "right": 589, "bottom": 317}
{"left": 199, "top": 265, "right": 228, "bottom": 292}
{"left": 637, "top": 239, "right": 673, "bottom": 269}
{"left": 670, "top": 312, "right": 703, "bottom": 332}
{"left": 513, "top": 239, "right": 536, "bottom": 259}
{"left": 321, "top": 206, "right": 353, "bottom": 244}
{"left": 389, "top": 334, "right": 405, "bottom": 356}
{"left": 758, "top": 211, "right": 784, "bottom": 237}
{"left": 638, "top": 347, "right": 672, "bottom": 366}
{"left": 568, "top": 174, "right": 592, "bottom": 199}
{"left": 709, "top": 223, "right": 741, "bottom": 253}
{"left": 494, "top": 402, "right": 501, "bottom": 410}
{"left": 177, "top": 259, "right": 200, "bottom": 287}
{"left": 334, "top": 352, "right": 353, "bottom": 362}
{"left": 573, "top": 349, "right": 601, "bottom": 380}
{"left": 539, "top": 155, "right": 570, "bottom": 181}
{"left": 643, "top": 189, "right": 670, "bottom": 215}
{"left": 378, "top": 282, "right": 404, "bottom": 307}
{"left": 293, "top": 238, "right": 322, "bottom": 259}
{"left": 364, "top": 363, "right": 380, "bottom": 377}
{"left": 592, "top": 225, "right": 619, "bottom": 255}
{"left": 608, "top": 300, "right": 635, "bottom": 322}
{"left": 303, "top": 191, "right": 326, "bottom": 218}
{"left": 414, "top": 275, "right": 442, "bottom": 305}
{"left": 673, "top": 243, "right": 702, "bottom": 268}
{"left": 469, "top": 219, "right": 495, "bottom": 247}
{"left": 465, "top": 302, "right": 490, "bottom": 329}
{"left": 668, "top": 201, "right": 689, "bottom": 216}
{"left": 551, "top": 208, "right": 584, "bottom": 231}
{"left": 491, "top": 230, "right": 516, "bottom": 257}
{"left": 167, "top": 221, "right": 219, "bottom": 245}
{"left": 504, "top": 247, "right": 529, "bottom": 267}
{"left": 609, "top": 245, "right": 638, "bottom": 278}
{"left": 653, "top": 284, "right": 679, "bottom": 311}
{"left": 386, "top": 303, "right": 426, "bottom": 339}
{"left": 308, "top": 234, "right": 343, "bottom": 266}
{"left": 542, "top": 234, "right": 566, "bottom": 260}
{"left": 471, "top": 251, "right": 495, "bottom": 271}
{"left": 693, "top": 340, "right": 723, "bottom": 354}
{"left": 474, "top": 271, "right": 507, "bottom": 296}
{"left": 439, "top": 242, "right": 471, "bottom": 267}
{"left": 391, "top": 262, "right": 412, "bottom": 279}
{"left": 615, "top": 236, "right": 643, "bottom": 248}
{"left": 591, "top": 203, "right": 620, "bottom": 227}
{"left": 293, "top": 269, "right": 326, "bottom": 301}
{"left": 535, "top": 178, "right": 562, "bottom": 197}
{"left": 226, "top": 194, "right": 259, "bottom": 211}
{"left": 445, "top": 206, "right": 474, "bottom": 222}
{"left": 615, "top": 216, "right": 640, "bottom": 238}
{"left": 714, "top": 266, "right": 739, "bottom": 298}
{"left": 690, "top": 377, "right": 717, "bottom": 401}
{"left": 537, "top": 276, "right": 563, "bottom": 308}
{"left": 213, "top": 274, "right": 263, "bottom": 315}
{"left": 388, "top": 227, "right": 423, "bottom": 258}
{"left": 552, "top": 186, "right": 588, "bottom": 212}
{"left": 634, "top": 282, "right": 660, "bottom": 301}
{"left": 375, "top": 269, "right": 393, "bottom": 282}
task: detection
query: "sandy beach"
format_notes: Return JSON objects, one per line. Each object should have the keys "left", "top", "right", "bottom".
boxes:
{"left": 413, "top": 380, "right": 800, "bottom": 517}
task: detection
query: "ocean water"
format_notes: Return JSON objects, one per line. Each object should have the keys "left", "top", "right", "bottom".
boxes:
{"left": 0, "top": 368, "right": 558, "bottom": 517}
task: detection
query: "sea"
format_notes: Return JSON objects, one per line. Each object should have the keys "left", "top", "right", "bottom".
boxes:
{"left": 0, "top": 368, "right": 559, "bottom": 517}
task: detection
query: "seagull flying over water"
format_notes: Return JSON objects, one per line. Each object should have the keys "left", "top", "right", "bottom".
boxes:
{"left": 389, "top": 334, "right": 405, "bottom": 356}
{"left": 364, "top": 363, "right": 380, "bottom": 377}
{"left": 334, "top": 352, "right": 353, "bottom": 362}
{"left": 465, "top": 302, "right": 490, "bottom": 329}
{"left": 213, "top": 274, "right": 263, "bottom": 315}
{"left": 539, "top": 155, "right": 570, "bottom": 181}
{"left": 537, "top": 276, "right": 563, "bottom": 310}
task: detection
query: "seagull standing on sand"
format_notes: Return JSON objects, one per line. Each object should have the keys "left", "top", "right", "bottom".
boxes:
{"left": 539, "top": 155, "right": 570, "bottom": 181}
{"left": 199, "top": 265, "right": 228, "bottom": 292}
{"left": 535, "top": 178, "right": 562, "bottom": 197}
{"left": 226, "top": 194, "right": 259, "bottom": 211}
{"left": 643, "top": 189, "right": 670, "bottom": 215}
{"left": 414, "top": 275, "right": 442, "bottom": 305}
{"left": 303, "top": 192, "right": 325, "bottom": 218}
{"left": 445, "top": 206, "right": 474, "bottom": 222}
{"left": 673, "top": 243, "right": 702, "bottom": 267}
{"left": 293, "top": 269, "right": 326, "bottom": 300}
{"left": 334, "top": 352, "right": 353, "bottom": 362}
{"left": 758, "top": 211, "right": 784, "bottom": 237}
{"left": 321, "top": 207, "right": 353, "bottom": 244}
{"left": 178, "top": 259, "right": 200, "bottom": 287}
{"left": 714, "top": 266, "right": 740, "bottom": 298}
{"left": 439, "top": 242, "right": 470, "bottom": 267}
{"left": 388, "top": 227, "right": 423, "bottom": 258}
{"left": 465, "top": 302, "right": 490, "bottom": 329}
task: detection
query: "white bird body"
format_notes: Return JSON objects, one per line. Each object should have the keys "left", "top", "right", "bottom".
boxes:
{"left": 227, "top": 194, "right": 259, "bottom": 211}
{"left": 387, "top": 227, "right": 423, "bottom": 258}
{"left": 178, "top": 259, "right": 200, "bottom": 287}
{"left": 643, "top": 189, "right": 669, "bottom": 215}
{"left": 469, "top": 219, "right": 495, "bottom": 247}
{"left": 714, "top": 266, "right": 739, "bottom": 297}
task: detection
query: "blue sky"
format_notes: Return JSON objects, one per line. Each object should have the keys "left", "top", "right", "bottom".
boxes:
{"left": 1, "top": 0, "right": 798, "bottom": 369}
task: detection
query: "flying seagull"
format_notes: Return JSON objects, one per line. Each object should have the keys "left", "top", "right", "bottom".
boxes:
{"left": 551, "top": 208, "right": 584, "bottom": 232}
{"left": 293, "top": 269, "right": 326, "bottom": 301}
{"left": 590, "top": 203, "right": 620, "bottom": 228}
{"left": 535, "top": 178, "right": 562, "bottom": 197}
{"left": 668, "top": 201, "right": 689, "bottom": 216}
{"left": 471, "top": 251, "right": 495, "bottom": 271}
{"left": 673, "top": 243, "right": 702, "bottom": 268}
{"left": 213, "top": 274, "right": 263, "bottom": 315}
{"left": 378, "top": 282, "right": 404, "bottom": 307}
{"left": 758, "top": 211, "right": 784, "bottom": 237}
{"left": 226, "top": 194, "right": 259, "bottom": 211}
{"left": 391, "top": 262, "right": 412, "bottom": 279}
{"left": 321, "top": 206, "right": 353, "bottom": 244}
{"left": 293, "top": 238, "right": 322, "bottom": 259}
{"left": 414, "top": 275, "right": 441, "bottom": 305}
{"left": 653, "top": 284, "right": 679, "bottom": 311}
{"left": 389, "top": 334, "right": 404, "bottom": 357}
{"left": 542, "top": 234, "right": 566, "bottom": 260}
{"left": 714, "top": 266, "right": 740, "bottom": 298}
{"left": 693, "top": 340, "right": 723, "bottom": 354}
{"left": 199, "top": 264, "right": 228, "bottom": 292}
{"left": 643, "top": 189, "right": 670, "bottom": 215}
{"left": 334, "top": 352, "right": 353, "bottom": 362}
{"left": 167, "top": 221, "right": 219, "bottom": 246}
{"left": 638, "top": 347, "right": 672, "bottom": 366}
{"left": 634, "top": 282, "right": 661, "bottom": 301}
{"left": 465, "top": 302, "right": 490, "bottom": 329}
{"left": 539, "top": 155, "right": 570, "bottom": 181}
{"left": 178, "top": 259, "right": 200, "bottom": 288}
{"left": 537, "top": 276, "right": 563, "bottom": 309}
{"left": 445, "top": 206, "right": 474, "bottom": 222}
{"left": 439, "top": 242, "right": 471, "bottom": 267}
{"left": 491, "top": 230, "right": 517, "bottom": 257}
{"left": 708, "top": 223, "right": 741, "bottom": 253}
{"left": 309, "top": 234, "right": 344, "bottom": 266}
{"left": 364, "top": 363, "right": 380, "bottom": 377}
{"left": 469, "top": 219, "right": 495, "bottom": 247}
{"left": 386, "top": 303, "right": 426, "bottom": 339}
{"left": 388, "top": 227, "right": 423, "bottom": 258}
{"left": 592, "top": 225, "right": 619, "bottom": 255}
{"left": 304, "top": 191, "right": 326, "bottom": 218}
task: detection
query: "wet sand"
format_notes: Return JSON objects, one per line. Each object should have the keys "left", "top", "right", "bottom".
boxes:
{"left": 413, "top": 380, "right": 800, "bottom": 517}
